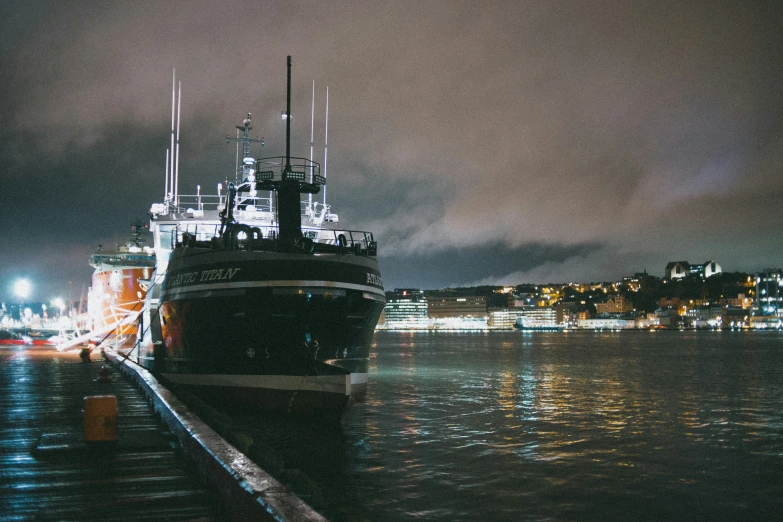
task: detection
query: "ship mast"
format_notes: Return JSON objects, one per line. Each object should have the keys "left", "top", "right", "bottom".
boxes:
{"left": 226, "top": 114, "right": 264, "bottom": 185}
{"left": 277, "top": 56, "right": 301, "bottom": 248}
{"left": 169, "top": 69, "right": 176, "bottom": 204}
{"left": 309, "top": 80, "right": 315, "bottom": 213}
{"left": 249, "top": 56, "right": 323, "bottom": 252}
{"left": 323, "top": 86, "right": 328, "bottom": 207}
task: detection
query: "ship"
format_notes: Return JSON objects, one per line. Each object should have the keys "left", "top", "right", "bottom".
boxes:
{"left": 87, "top": 220, "right": 156, "bottom": 348}
{"left": 136, "top": 57, "right": 385, "bottom": 421}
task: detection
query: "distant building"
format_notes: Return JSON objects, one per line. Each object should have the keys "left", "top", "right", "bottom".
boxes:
{"left": 650, "top": 308, "right": 684, "bottom": 328}
{"left": 665, "top": 261, "right": 690, "bottom": 280}
{"left": 515, "top": 306, "right": 557, "bottom": 328}
{"left": 487, "top": 307, "right": 519, "bottom": 329}
{"left": 555, "top": 301, "right": 579, "bottom": 328}
{"left": 717, "top": 294, "right": 752, "bottom": 309}
{"left": 685, "top": 306, "right": 724, "bottom": 326}
{"left": 622, "top": 271, "right": 658, "bottom": 292}
{"left": 659, "top": 297, "right": 681, "bottom": 310}
{"left": 702, "top": 260, "right": 722, "bottom": 278}
{"left": 595, "top": 295, "right": 633, "bottom": 314}
{"left": 723, "top": 306, "right": 750, "bottom": 328}
{"left": 665, "top": 260, "right": 721, "bottom": 280}
{"left": 382, "top": 289, "right": 428, "bottom": 329}
{"left": 427, "top": 295, "right": 488, "bottom": 329}
{"left": 754, "top": 270, "right": 783, "bottom": 317}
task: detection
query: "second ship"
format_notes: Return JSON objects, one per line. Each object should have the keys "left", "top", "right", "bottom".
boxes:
{"left": 136, "top": 57, "right": 385, "bottom": 421}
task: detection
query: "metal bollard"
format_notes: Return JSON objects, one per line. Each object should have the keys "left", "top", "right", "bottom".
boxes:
{"left": 83, "top": 395, "right": 118, "bottom": 442}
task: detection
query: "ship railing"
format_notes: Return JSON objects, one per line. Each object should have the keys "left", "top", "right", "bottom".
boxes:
{"left": 165, "top": 223, "right": 377, "bottom": 256}
{"left": 159, "top": 193, "right": 272, "bottom": 214}
{"left": 159, "top": 194, "right": 330, "bottom": 219}
{"left": 165, "top": 194, "right": 226, "bottom": 213}
{"left": 254, "top": 156, "right": 322, "bottom": 184}
{"left": 90, "top": 255, "right": 156, "bottom": 267}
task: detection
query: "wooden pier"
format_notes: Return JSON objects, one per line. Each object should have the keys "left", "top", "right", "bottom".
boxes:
{"left": 0, "top": 343, "right": 325, "bottom": 521}
{"left": 0, "top": 344, "right": 225, "bottom": 521}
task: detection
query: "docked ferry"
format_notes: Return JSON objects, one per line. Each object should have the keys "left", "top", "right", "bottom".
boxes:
{"left": 136, "top": 57, "right": 384, "bottom": 421}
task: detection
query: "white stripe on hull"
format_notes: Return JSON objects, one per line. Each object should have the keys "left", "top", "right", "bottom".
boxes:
{"left": 164, "top": 279, "right": 384, "bottom": 301}
{"left": 350, "top": 372, "right": 368, "bottom": 385}
{"left": 161, "top": 372, "right": 350, "bottom": 396}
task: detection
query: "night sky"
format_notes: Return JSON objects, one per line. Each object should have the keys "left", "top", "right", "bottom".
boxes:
{"left": 2, "top": 1, "right": 782, "bottom": 303}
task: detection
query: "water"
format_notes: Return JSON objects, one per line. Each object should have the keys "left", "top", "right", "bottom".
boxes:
{"left": 249, "top": 330, "right": 783, "bottom": 521}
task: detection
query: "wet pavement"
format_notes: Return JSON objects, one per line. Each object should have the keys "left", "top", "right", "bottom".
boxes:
{"left": 0, "top": 344, "right": 226, "bottom": 521}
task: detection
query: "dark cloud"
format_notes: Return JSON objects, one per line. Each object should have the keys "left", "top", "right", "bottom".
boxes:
{"left": 381, "top": 241, "right": 605, "bottom": 290}
{"left": 1, "top": 1, "right": 782, "bottom": 301}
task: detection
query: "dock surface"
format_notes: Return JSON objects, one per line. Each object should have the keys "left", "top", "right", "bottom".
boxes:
{"left": 0, "top": 344, "right": 226, "bottom": 521}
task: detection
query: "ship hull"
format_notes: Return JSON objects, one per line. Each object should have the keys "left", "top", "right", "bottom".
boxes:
{"left": 89, "top": 266, "right": 153, "bottom": 345}
{"left": 139, "top": 248, "right": 384, "bottom": 421}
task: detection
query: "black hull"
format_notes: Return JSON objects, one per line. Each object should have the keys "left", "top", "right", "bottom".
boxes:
{"left": 139, "top": 248, "right": 384, "bottom": 420}
{"left": 163, "top": 372, "right": 353, "bottom": 423}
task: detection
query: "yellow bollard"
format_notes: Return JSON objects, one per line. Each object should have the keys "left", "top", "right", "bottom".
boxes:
{"left": 83, "top": 395, "right": 118, "bottom": 442}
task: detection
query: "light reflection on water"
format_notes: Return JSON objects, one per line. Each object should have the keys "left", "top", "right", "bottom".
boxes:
{"left": 258, "top": 330, "right": 783, "bottom": 521}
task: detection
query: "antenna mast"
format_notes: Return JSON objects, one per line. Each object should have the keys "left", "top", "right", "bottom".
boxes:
{"left": 234, "top": 128, "right": 240, "bottom": 184}
{"left": 309, "top": 80, "right": 315, "bottom": 212}
{"left": 169, "top": 69, "right": 175, "bottom": 203}
{"left": 175, "top": 81, "right": 181, "bottom": 206}
{"left": 323, "top": 86, "right": 329, "bottom": 206}
{"left": 164, "top": 148, "right": 169, "bottom": 201}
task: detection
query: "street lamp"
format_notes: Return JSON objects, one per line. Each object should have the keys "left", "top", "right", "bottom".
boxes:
{"left": 14, "top": 279, "right": 31, "bottom": 334}
{"left": 52, "top": 298, "right": 66, "bottom": 316}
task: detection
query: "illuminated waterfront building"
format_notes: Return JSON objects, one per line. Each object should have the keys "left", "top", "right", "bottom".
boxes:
{"left": 555, "top": 302, "right": 579, "bottom": 328}
{"left": 382, "top": 289, "right": 428, "bottom": 329}
{"left": 488, "top": 307, "right": 520, "bottom": 329}
{"left": 516, "top": 306, "right": 557, "bottom": 328}
{"left": 427, "top": 295, "right": 487, "bottom": 329}
{"left": 754, "top": 270, "right": 783, "bottom": 317}
{"left": 685, "top": 306, "right": 724, "bottom": 328}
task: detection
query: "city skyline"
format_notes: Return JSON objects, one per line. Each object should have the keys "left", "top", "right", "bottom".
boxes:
{"left": 2, "top": 1, "right": 782, "bottom": 302}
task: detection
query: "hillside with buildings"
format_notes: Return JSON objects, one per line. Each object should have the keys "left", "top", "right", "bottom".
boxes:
{"left": 379, "top": 262, "right": 783, "bottom": 330}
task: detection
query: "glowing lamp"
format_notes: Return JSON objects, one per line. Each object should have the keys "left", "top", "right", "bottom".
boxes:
{"left": 14, "top": 279, "right": 31, "bottom": 300}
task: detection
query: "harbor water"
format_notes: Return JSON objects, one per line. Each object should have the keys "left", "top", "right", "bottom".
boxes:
{"left": 244, "top": 330, "right": 783, "bottom": 521}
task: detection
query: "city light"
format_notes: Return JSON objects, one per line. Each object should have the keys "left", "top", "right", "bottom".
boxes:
{"left": 52, "top": 298, "right": 66, "bottom": 314}
{"left": 14, "top": 279, "right": 31, "bottom": 300}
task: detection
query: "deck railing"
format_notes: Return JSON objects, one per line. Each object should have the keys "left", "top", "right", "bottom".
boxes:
{"left": 163, "top": 223, "right": 377, "bottom": 256}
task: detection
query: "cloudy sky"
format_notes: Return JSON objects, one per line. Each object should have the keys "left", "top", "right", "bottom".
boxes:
{"left": 1, "top": 0, "right": 781, "bottom": 302}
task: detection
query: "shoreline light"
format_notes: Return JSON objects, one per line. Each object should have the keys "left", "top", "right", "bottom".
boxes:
{"left": 14, "top": 279, "right": 31, "bottom": 300}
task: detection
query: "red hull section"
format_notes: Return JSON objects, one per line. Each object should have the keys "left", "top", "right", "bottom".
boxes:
{"left": 89, "top": 266, "right": 152, "bottom": 340}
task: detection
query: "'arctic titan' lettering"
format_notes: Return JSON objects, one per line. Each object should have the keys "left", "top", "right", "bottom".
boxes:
{"left": 170, "top": 268, "right": 241, "bottom": 287}
{"left": 170, "top": 271, "right": 199, "bottom": 286}
{"left": 366, "top": 273, "right": 383, "bottom": 286}
{"left": 199, "top": 267, "right": 241, "bottom": 282}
